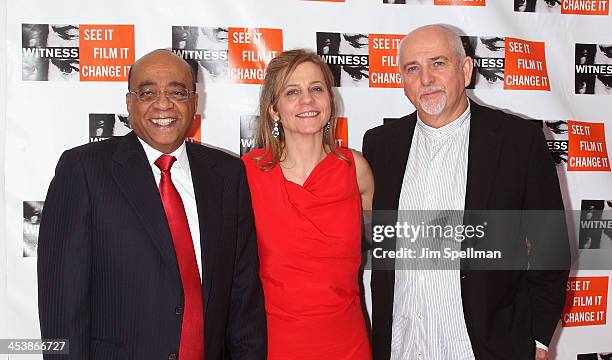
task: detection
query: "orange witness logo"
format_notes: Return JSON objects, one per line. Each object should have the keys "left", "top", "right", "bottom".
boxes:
{"left": 562, "top": 0, "right": 609, "bottom": 14}
{"left": 335, "top": 117, "right": 348, "bottom": 148}
{"left": 79, "top": 25, "right": 135, "bottom": 82}
{"left": 562, "top": 276, "right": 608, "bottom": 327}
{"left": 504, "top": 37, "right": 550, "bottom": 91}
{"left": 567, "top": 120, "right": 611, "bottom": 171}
{"left": 228, "top": 28, "right": 283, "bottom": 84}
{"left": 369, "top": 34, "right": 403, "bottom": 88}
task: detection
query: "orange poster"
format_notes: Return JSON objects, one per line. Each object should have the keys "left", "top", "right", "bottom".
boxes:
{"left": 228, "top": 27, "right": 283, "bottom": 85}
{"left": 562, "top": 276, "right": 608, "bottom": 327}
{"left": 186, "top": 114, "right": 202, "bottom": 144}
{"left": 561, "top": 0, "right": 609, "bottom": 14}
{"left": 567, "top": 120, "right": 611, "bottom": 171}
{"left": 335, "top": 117, "right": 348, "bottom": 148}
{"left": 503, "top": 37, "right": 550, "bottom": 91}
{"left": 369, "top": 34, "right": 403, "bottom": 88}
{"left": 434, "top": 0, "right": 486, "bottom": 5}
{"left": 79, "top": 24, "right": 134, "bottom": 82}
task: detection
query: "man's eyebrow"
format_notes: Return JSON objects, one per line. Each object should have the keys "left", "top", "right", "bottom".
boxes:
{"left": 136, "top": 80, "right": 157, "bottom": 88}
{"left": 401, "top": 60, "right": 420, "bottom": 70}
{"left": 401, "top": 55, "right": 450, "bottom": 69}
{"left": 168, "top": 80, "right": 188, "bottom": 89}
{"left": 135, "top": 80, "right": 189, "bottom": 89}
{"left": 430, "top": 56, "right": 450, "bottom": 62}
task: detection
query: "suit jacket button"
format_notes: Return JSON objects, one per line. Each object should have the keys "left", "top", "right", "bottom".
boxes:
{"left": 175, "top": 306, "right": 184, "bottom": 315}
{"left": 168, "top": 353, "right": 177, "bottom": 360}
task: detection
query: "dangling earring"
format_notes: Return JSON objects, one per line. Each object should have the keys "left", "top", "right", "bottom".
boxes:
{"left": 324, "top": 121, "right": 331, "bottom": 133}
{"left": 272, "top": 117, "right": 280, "bottom": 138}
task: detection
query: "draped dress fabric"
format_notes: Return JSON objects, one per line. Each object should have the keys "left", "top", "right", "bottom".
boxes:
{"left": 242, "top": 147, "right": 371, "bottom": 360}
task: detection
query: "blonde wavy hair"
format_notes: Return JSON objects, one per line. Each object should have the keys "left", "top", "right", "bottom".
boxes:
{"left": 253, "top": 49, "right": 348, "bottom": 170}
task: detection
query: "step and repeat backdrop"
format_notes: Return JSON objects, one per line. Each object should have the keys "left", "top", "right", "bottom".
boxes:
{"left": 3, "top": 0, "right": 612, "bottom": 358}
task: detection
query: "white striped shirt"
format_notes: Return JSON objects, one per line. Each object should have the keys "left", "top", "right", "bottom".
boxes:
{"left": 391, "top": 104, "right": 475, "bottom": 360}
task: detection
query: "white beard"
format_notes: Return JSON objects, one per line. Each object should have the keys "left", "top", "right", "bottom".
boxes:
{"left": 419, "top": 92, "right": 447, "bottom": 116}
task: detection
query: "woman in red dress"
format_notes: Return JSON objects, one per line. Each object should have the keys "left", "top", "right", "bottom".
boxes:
{"left": 242, "top": 49, "right": 374, "bottom": 359}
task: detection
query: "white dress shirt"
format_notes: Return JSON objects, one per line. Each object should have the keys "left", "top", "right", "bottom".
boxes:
{"left": 138, "top": 138, "right": 203, "bottom": 279}
{"left": 390, "top": 103, "right": 548, "bottom": 358}
{"left": 392, "top": 104, "right": 475, "bottom": 360}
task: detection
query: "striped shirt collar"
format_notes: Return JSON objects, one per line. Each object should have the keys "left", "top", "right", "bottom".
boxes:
{"left": 416, "top": 101, "right": 471, "bottom": 139}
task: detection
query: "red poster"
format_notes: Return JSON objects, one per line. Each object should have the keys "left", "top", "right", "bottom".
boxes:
{"left": 369, "top": 34, "right": 403, "bottom": 88}
{"left": 228, "top": 28, "right": 283, "bottom": 85}
{"left": 79, "top": 24, "right": 134, "bottom": 82}
{"left": 504, "top": 37, "right": 550, "bottom": 91}
{"left": 561, "top": 0, "right": 609, "bottom": 14}
{"left": 335, "top": 117, "right": 348, "bottom": 148}
{"left": 567, "top": 120, "right": 611, "bottom": 171}
{"left": 434, "top": 0, "right": 485, "bottom": 5}
{"left": 186, "top": 114, "right": 202, "bottom": 144}
{"left": 562, "top": 276, "right": 608, "bottom": 327}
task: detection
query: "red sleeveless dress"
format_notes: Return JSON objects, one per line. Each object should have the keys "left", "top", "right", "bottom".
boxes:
{"left": 242, "top": 147, "right": 371, "bottom": 360}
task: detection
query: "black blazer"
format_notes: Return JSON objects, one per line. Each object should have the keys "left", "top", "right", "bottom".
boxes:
{"left": 362, "top": 100, "right": 570, "bottom": 360}
{"left": 38, "top": 132, "right": 266, "bottom": 360}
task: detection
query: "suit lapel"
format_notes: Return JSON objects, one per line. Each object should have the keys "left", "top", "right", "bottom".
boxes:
{"left": 186, "top": 142, "right": 222, "bottom": 314}
{"left": 384, "top": 114, "right": 417, "bottom": 210}
{"left": 464, "top": 100, "right": 502, "bottom": 211}
{"left": 111, "top": 132, "right": 178, "bottom": 268}
{"left": 373, "top": 115, "right": 417, "bottom": 320}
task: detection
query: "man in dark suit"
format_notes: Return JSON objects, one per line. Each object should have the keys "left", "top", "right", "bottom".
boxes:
{"left": 363, "top": 25, "right": 569, "bottom": 360}
{"left": 38, "top": 49, "right": 266, "bottom": 359}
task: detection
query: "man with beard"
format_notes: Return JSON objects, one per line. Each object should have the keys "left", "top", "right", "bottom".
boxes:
{"left": 363, "top": 25, "right": 569, "bottom": 360}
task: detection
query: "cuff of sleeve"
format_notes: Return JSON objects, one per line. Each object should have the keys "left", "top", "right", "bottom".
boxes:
{"left": 535, "top": 340, "right": 548, "bottom": 351}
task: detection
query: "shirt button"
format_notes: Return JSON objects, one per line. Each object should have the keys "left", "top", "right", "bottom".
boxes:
{"left": 168, "top": 353, "right": 177, "bottom": 360}
{"left": 417, "top": 314, "right": 424, "bottom": 320}
{"left": 175, "top": 306, "right": 184, "bottom": 315}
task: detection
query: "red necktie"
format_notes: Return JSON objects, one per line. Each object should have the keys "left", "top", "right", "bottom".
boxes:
{"left": 155, "top": 154, "right": 204, "bottom": 360}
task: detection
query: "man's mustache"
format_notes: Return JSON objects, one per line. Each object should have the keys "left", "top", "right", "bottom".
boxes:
{"left": 419, "top": 85, "right": 445, "bottom": 97}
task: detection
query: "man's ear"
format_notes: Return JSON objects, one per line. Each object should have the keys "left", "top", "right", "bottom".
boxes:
{"left": 462, "top": 56, "right": 474, "bottom": 88}
{"left": 126, "top": 93, "right": 133, "bottom": 116}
